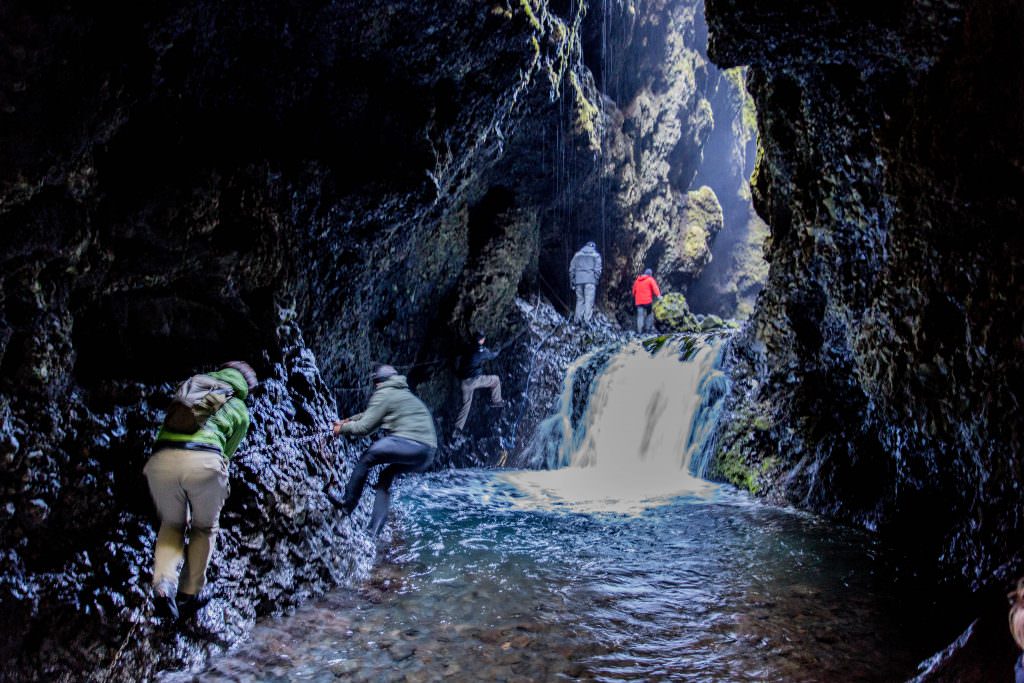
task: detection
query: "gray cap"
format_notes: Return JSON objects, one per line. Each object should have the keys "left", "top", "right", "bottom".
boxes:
{"left": 644, "top": 268, "right": 653, "bottom": 276}
{"left": 372, "top": 365, "right": 398, "bottom": 382}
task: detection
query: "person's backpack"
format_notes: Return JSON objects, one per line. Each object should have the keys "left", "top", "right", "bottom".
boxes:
{"left": 163, "top": 374, "right": 234, "bottom": 433}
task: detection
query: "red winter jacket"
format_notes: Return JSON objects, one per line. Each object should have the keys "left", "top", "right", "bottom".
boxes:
{"left": 632, "top": 274, "right": 661, "bottom": 305}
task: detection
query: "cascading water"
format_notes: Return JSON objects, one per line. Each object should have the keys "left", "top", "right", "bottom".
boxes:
{"left": 506, "top": 337, "right": 728, "bottom": 513}
{"left": 687, "top": 345, "right": 730, "bottom": 479}
{"left": 516, "top": 347, "right": 604, "bottom": 470}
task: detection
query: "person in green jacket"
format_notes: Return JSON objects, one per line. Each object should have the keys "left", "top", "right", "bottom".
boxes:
{"left": 331, "top": 364, "right": 437, "bottom": 536}
{"left": 144, "top": 361, "right": 257, "bottom": 620}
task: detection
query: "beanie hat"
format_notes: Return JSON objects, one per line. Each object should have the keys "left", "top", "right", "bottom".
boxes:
{"left": 221, "top": 361, "right": 258, "bottom": 391}
{"left": 372, "top": 365, "right": 398, "bottom": 382}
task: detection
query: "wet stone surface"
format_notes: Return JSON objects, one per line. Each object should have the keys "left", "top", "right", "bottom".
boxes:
{"left": 169, "top": 470, "right": 946, "bottom": 682}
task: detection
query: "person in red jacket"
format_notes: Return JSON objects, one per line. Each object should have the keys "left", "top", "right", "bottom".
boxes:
{"left": 632, "top": 268, "right": 662, "bottom": 333}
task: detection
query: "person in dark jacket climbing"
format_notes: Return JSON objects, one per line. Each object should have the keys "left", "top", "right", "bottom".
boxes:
{"left": 454, "top": 332, "right": 504, "bottom": 433}
{"left": 144, "top": 360, "right": 256, "bottom": 621}
{"left": 632, "top": 268, "right": 662, "bottom": 334}
{"left": 331, "top": 364, "right": 437, "bottom": 536}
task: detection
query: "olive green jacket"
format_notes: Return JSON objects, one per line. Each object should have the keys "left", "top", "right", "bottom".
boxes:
{"left": 155, "top": 368, "right": 251, "bottom": 459}
{"left": 341, "top": 375, "right": 437, "bottom": 448}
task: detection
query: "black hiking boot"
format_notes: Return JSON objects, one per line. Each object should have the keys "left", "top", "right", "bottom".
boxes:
{"left": 176, "top": 590, "right": 211, "bottom": 621}
{"left": 153, "top": 592, "right": 179, "bottom": 621}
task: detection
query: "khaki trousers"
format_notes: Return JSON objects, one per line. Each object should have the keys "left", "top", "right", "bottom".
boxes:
{"left": 143, "top": 448, "right": 229, "bottom": 596}
{"left": 455, "top": 375, "right": 502, "bottom": 431}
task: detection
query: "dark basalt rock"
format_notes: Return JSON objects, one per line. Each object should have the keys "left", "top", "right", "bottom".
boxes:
{"left": 441, "top": 297, "right": 628, "bottom": 469}
{"left": 704, "top": 0, "right": 1024, "bottom": 675}
{"left": 0, "top": 0, "right": 763, "bottom": 678}
{"left": 0, "top": 0, "right": 583, "bottom": 678}
{"left": 0, "top": 315, "right": 377, "bottom": 680}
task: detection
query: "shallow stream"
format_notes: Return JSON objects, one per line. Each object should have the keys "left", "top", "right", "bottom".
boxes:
{"left": 171, "top": 469, "right": 935, "bottom": 682}
{"left": 166, "top": 341, "right": 937, "bottom": 682}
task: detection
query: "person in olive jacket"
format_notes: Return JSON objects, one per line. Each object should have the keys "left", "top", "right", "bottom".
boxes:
{"left": 331, "top": 364, "right": 437, "bottom": 535}
{"left": 145, "top": 360, "right": 256, "bottom": 620}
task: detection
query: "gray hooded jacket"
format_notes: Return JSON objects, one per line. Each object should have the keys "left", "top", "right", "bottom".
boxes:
{"left": 570, "top": 244, "right": 602, "bottom": 286}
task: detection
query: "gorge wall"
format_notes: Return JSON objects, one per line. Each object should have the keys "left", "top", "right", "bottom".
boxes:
{"left": 6, "top": 0, "right": 1021, "bottom": 677}
{"left": 0, "top": 1, "right": 577, "bottom": 677}
{"left": 704, "top": 0, "right": 1024, "bottom": 668}
{"left": 0, "top": 0, "right": 758, "bottom": 678}
{"left": 517, "top": 0, "right": 769, "bottom": 322}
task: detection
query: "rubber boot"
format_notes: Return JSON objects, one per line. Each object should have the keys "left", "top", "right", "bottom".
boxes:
{"left": 368, "top": 488, "right": 392, "bottom": 537}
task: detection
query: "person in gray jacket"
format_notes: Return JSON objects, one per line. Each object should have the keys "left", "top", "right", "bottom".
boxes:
{"left": 569, "top": 241, "right": 602, "bottom": 323}
{"left": 331, "top": 364, "right": 437, "bottom": 535}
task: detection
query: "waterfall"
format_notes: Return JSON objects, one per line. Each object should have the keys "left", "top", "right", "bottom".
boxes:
{"left": 516, "top": 348, "right": 604, "bottom": 470}
{"left": 687, "top": 349, "right": 730, "bottom": 479}
{"left": 506, "top": 337, "right": 729, "bottom": 513}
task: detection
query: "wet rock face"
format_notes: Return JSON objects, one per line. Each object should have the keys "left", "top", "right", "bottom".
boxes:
{"left": 705, "top": 0, "right": 1024, "bottom": 594}
{"left": 441, "top": 298, "right": 628, "bottom": 469}
{"left": 0, "top": 0, "right": 762, "bottom": 677}
{"left": 0, "top": 0, "right": 579, "bottom": 678}
{"left": 0, "top": 0, "right": 578, "bottom": 402}
{"left": 602, "top": 0, "right": 721, "bottom": 294}
{"left": 0, "top": 316, "right": 378, "bottom": 680}
{"left": 502, "top": 0, "right": 767, "bottom": 322}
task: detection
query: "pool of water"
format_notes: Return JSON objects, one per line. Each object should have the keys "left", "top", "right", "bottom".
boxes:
{"left": 170, "top": 469, "right": 936, "bottom": 682}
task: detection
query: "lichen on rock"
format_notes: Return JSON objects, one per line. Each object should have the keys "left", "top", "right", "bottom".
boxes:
{"left": 653, "top": 292, "right": 697, "bottom": 332}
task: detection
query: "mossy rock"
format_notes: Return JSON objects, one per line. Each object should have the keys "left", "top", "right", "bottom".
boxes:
{"left": 653, "top": 292, "right": 698, "bottom": 332}
{"left": 685, "top": 186, "right": 724, "bottom": 231}
{"left": 717, "top": 444, "right": 760, "bottom": 493}
{"left": 699, "top": 314, "right": 725, "bottom": 331}
{"left": 672, "top": 186, "right": 724, "bottom": 276}
{"left": 641, "top": 333, "right": 673, "bottom": 353}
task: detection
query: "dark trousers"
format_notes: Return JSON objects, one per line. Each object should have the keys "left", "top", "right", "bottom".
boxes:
{"left": 342, "top": 435, "right": 435, "bottom": 534}
{"left": 636, "top": 303, "right": 654, "bottom": 333}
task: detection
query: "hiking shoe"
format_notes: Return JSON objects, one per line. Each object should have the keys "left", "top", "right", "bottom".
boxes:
{"left": 154, "top": 592, "right": 179, "bottom": 621}
{"left": 177, "top": 590, "right": 211, "bottom": 621}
